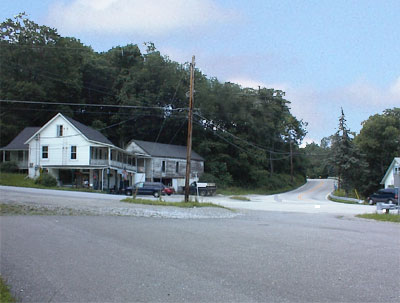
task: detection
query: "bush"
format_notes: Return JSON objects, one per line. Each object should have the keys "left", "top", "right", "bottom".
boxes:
{"left": 35, "top": 173, "right": 57, "bottom": 187}
{"left": 0, "top": 161, "right": 19, "bottom": 173}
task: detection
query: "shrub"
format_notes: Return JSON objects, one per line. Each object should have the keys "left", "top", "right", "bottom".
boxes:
{"left": 0, "top": 161, "right": 19, "bottom": 173}
{"left": 35, "top": 173, "right": 57, "bottom": 187}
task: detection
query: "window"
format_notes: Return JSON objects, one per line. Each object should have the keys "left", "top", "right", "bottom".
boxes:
{"left": 57, "top": 125, "right": 63, "bottom": 137}
{"left": 71, "top": 146, "right": 77, "bottom": 159}
{"left": 162, "top": 161, "right": 166, "bottom": 172}
{"left": 176, "top": 162, "right": 179, "bottom": 173}
{"left": 42, "top": 146, "right": 48, "bottom": 159}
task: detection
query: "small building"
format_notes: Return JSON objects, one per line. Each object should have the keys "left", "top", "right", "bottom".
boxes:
{"left": 380, "top": 157, "right": 400, "bottom": 188}
{"left": 25, "top": 113, "right": 141, "bottom": 191}
{"left": 0, "top": 127, "right": 40, "bottom": 171}
{"left": 125, "top": 139, "right": 204, "bottom": 191}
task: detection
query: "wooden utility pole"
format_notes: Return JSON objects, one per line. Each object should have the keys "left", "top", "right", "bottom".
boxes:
{"left": 290, "top": 139, "right": 294, "bottom": 183}
{"left": 184, "top": 56, "right": 195, "bottom": 202}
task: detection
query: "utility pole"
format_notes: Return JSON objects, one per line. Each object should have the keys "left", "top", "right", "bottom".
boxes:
{"left": 290, "top": 139, "right": 294, "bottom": 183}
{"left": 184, "top": 56, "right": 195, "bottom": 202}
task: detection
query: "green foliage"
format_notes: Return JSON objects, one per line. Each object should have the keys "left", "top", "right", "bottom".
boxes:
{"left": 0, "top": 276, "right": 16, "bottom": 303}
{"left": 302, "top": 141, "right": 333, "bottom": 178}
{"left": 0, "top": 14, "right": 309, "bottom": 190}
{"left": 354, "top": 108, "right": 400, "bottom": 196}
{"left": 34, "top": 173, "right": 57, "bottom": 187}
{"left": 329, "top": 109, "right": 369, "bottom": 194}
{"left": 121, "top": 198, "right": 230, "bottom": 209}
{"left": 356, "top": 213, "right": 400, "bottom": 223}
{"left": 0, "top": 161, "right": 19, "bottom": 173}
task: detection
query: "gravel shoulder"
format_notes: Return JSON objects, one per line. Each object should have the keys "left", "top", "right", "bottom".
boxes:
{"left": 0, "top": 186, "right": 238, "bottom": 219}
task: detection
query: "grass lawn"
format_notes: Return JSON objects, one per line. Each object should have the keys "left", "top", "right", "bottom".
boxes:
{"left": 0, "top": 276, "right": 15, "bottom": 303}
{"left": 122, "top": 197, "right": 231, "bottom": 210}
{"left": 328, "top": 196, "right": 361, "bottom": 204}
{"left": 0, "top": 172, "right": 104, "bottom": 193}
{"left": 356, "top": 213, "right": 400, "bottom": 223}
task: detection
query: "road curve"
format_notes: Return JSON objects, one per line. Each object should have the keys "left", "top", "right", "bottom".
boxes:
{"left": 210, "top": 179, "right": 376, "bottom": 215}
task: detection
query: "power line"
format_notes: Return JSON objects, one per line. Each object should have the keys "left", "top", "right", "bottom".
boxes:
{"left": 0, "top": 99, "right": 189, "bottom": 111}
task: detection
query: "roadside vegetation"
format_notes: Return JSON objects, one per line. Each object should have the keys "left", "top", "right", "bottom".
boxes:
{"left": 328, "top": 196, "right": 360, "bottom": 204}
{"left": 356, "top": 213, "right": 400, "bottom": 223}
{"left": 0, "top": 276, "right": 15, "bottom": 303}
{"left": 121, "top": 198, "right": 230, "bottom": 210}
{"left": 0, "top": 172, "right": 104, "bottom": 193}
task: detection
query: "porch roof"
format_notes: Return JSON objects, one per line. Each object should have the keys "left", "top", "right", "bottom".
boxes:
{"left": 0, "top": 127, "right": 40, "bottom": 150}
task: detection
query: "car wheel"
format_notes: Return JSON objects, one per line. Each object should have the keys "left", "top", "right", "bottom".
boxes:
{"left": 126, "top": 191, "right": 132, "bottom": 196}
{"left": 200, "top": 190, "right": 206, "bottom": 196}
{"left": 387, "top": 199, "right": 394, "bottom": 204}
{"left": 368, "top": 199, "right": 374, "bottom": 205}
{"left": 153, "top": 191, "right": 160, "bottom": 198}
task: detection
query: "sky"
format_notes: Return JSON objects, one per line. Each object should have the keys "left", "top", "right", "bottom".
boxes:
{"left": 2, "top": 0, "right": 399, "bottom": 145}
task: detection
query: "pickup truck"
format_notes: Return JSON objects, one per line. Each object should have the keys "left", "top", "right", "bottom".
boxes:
{"left": 186, "top": 182, "right": 217, "bottom": 196}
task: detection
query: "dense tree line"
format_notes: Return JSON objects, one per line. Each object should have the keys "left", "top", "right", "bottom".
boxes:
{"left": 0, "top": 14, "right": 307, "bottom": 189}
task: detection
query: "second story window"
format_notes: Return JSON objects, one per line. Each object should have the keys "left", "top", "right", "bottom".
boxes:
{"left": 42, "top": 146, "right": 48, "bottom": 159}
{"left": 71, "top": 146, "right": 77, "bottom": 159}
{"left": 162, "top": 161, "right": 166, "bottom": 172}
{"left": 176, "top": 162, "right": 179, "bottom": 173}
{"left": 57, "top": 125, "right": 63, "bottom": 137}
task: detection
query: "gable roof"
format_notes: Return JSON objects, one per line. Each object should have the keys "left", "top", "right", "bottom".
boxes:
{"left": 132, "top": 140, "right": 204, "bottom": 161}
{"left": 64, "top": 116, "right": 113, "bottom": 146}
{"left": 25, "top": 113, "right": 114, "bottom": 146}
{"left": 1, "top": 127, "right": 40, "bottom": 150}
{"left": 380, "top": 157, "right": 400, "bottom": 184}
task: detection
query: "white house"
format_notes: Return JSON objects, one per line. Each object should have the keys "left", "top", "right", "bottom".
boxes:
{"left": 380, "top": 157, "right": 400, "bottom": 188}
{"left": 25, "top": 113, "right": 144, "bottom": 191}
{"left": 125, "top": 139, "right": 204, "bottom": 192}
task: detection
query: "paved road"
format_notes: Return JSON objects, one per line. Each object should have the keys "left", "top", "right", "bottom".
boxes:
{"left": 1, "top": 181, "right": 397, "bottom": 302}
{"left": 1, "top": 212, "right": 399, "bottom": 302}
{"left": 196, "top": 179, "right": 376, "bottom": 215}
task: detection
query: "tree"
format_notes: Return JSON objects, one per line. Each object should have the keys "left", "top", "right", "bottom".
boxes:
{"left": 330, "top": 109, "right": 368, "bottom": 193}
{"left": 354, "top": 108, "right": 400, "bottom": 195}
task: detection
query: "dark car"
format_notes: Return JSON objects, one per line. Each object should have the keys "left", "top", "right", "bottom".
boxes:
{"left": 367, "top": 188, "right": 398, "bottom": 205}
{"left": 125, "top": 182, "right": 171, "bottom": 197}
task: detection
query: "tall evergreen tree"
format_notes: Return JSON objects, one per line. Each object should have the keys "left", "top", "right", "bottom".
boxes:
{"left": 330, "top": 109, "right": 368, "bottom": 193}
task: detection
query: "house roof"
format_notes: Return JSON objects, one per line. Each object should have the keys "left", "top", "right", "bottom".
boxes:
{"left": 132, "top": 140, "right": 204, "bottom": 161}
{"left": 64, "top": 116, "right": 113, "bottom": 146}
{"left": 380, "top": 157, "right": 400, "bottom": 184}
{"left": 25, "top": 113, "right": 114, "bottom": 146}
{"left": 1, "top": 127, "right": 40, "bottom": 150}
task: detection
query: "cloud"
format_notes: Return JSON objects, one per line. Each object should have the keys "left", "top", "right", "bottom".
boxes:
{"left": 340, "top": 77, "right": 400, "bottom": 108}
{"left": 46, "top": 0, "right": 236, "bottom": 36}
{"left": 227, "top": 77, "right": 289, "bottom": 91}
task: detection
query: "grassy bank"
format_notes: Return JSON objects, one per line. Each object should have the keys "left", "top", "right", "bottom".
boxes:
{"left": 356, "top": 213, "right": 400, "bottom": 223}
{"left": 122, "top": 198, "right": 230, "bottom": 210}
{"left": 328, "top": 196, "right": 361, "bottom": 204}
{"left": 0, "top": 172, "right": 104, "bottom": 193}
{"left": 218, "top": 177, "right": 306, "bottom": 196}
{"left": 0, "top": 276, "right": 15, "bottom": 303}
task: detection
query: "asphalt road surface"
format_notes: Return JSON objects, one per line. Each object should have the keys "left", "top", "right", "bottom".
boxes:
{"left": 1, "top": 181, "right": 399, "bottom": 302}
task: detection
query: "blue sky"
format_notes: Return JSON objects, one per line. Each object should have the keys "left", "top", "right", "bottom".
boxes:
{"left": 2, "top": 0, "right": 399, "bottom": 145}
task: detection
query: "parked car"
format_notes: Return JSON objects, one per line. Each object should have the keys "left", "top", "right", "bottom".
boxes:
{"left": 367, "top": 188, "right": 398, "bottom": 205}
{"left": 125, "top": 182, "right": 173, "bottom": 197}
